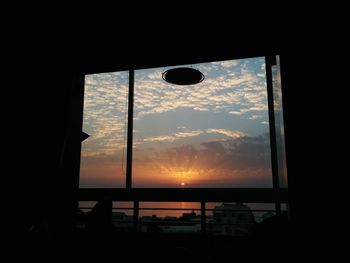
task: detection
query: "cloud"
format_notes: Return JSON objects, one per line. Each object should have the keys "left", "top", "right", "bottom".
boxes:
{"left": 228, "top": 109, "right": 250, "bottom": 116}
{"left": 143, "top": 135, "right": 176, "bottom": 142}
{"left": 249, "top": 115, "right": 263, "bottom": 120}
{"left": 133, "top": 57, "right": 268, "bottom": 121}
{"left": 249, "top": 105, "right": 268, "bottom": 111}
{"left": 206, "top": 129, "right": 245, "bottom": 138}
{"left": 142, "top": 129, "right": 245, "bottom": 144}
{"left": 143, "top": 129, "right": 204, "bottom": 143}
{"left": 193, "top": 107, "right": 209, "bottom": 111}
{"left": 82, "top": 72, "right": 129, "bottom": 157}
{"left": 133, "top": 134, "right": 273, "bottom": 187}
{"left": 212, "top": 60, "right": 239, "bottom": 68}
{"left": 81, "top": 57, "right": 269, "bottom": 157}
{"left": 175, "top": 130, "right": 203, "bottom": 138}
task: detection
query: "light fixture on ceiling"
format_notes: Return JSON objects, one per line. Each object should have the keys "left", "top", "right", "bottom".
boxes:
{"left": 162, "top": 67, "right": 205, "bottom": 85}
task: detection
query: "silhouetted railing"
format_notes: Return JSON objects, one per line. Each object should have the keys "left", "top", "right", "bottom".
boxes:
{"left": 77, "top": 202, "right": 285, "bottom": 236}
{"left": 77, "top": 188, "right": 288, "bottom": 235}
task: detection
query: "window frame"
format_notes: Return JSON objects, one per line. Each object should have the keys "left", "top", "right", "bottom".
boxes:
{"left": 76, "top": 55, "right": 288, "bottom": 212}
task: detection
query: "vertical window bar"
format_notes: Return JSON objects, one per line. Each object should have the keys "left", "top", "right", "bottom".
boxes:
{"left": 126, "top": 70, "right": 134, "bottom": 188}
{"left": 133, "top": 200, "right": 139, "bottom": 232}
{"left": 201, "top": 201, "right": 206, "bottom": 234}
{"left": 66, "top": 74, "right": 85, "bottom": 214}
{"left": 265, "top": 56, "right": 281, "bottom": 215}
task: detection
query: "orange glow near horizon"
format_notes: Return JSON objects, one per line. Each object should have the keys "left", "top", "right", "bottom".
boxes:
{"left": 132, "top": 164, "right": 203, "bottom": 187}
{"left": 170, "top": 168, "right": 200, "bottom": 186}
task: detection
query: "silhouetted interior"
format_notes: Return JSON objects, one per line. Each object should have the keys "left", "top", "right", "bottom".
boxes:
{"left": 20, "top": 43, "right": 301, "bottom": 257}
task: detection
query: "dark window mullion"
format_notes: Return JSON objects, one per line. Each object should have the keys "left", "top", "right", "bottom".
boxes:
{"left": 265, "top": 56, "right": 281, "bottom": 215}
{"left": 126, "top": 70, "right": 134, "bottom": 189}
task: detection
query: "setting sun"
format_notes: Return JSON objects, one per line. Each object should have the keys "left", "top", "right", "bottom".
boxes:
{"left": 180, "top": 182, "right": 185, "bottom": 186}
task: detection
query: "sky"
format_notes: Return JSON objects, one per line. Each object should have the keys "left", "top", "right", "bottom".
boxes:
{"left": 79, "top": 57, "right": 273, "bottom": 188}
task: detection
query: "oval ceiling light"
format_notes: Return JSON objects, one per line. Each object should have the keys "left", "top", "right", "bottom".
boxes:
{"left": 162, "top": 67, "right": 205, "bottom": 85}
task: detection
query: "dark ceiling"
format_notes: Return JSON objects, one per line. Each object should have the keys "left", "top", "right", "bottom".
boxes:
{"left": 67, "top": 40, "right": 283, "bottom": 74}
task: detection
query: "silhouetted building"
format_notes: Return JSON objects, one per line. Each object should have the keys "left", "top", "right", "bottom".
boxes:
{"left": 179, "top": 210, "right": 197, "bottom": 221}
{"left": 112, "top": 212, "right": 133, "bottom": 232}
{"left": 209, "top": 203, "right": 255, "bottom": 236}
{"left": 140, "top": 215, "right": 162, "bottom": 233}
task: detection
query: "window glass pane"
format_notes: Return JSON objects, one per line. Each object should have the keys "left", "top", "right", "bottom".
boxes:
{"left": 133, "top": 57, "right": 272, "bottom": 187}
{"left": 79, "top": 72, "right": 128, "bottom": 188}
{"left": 272, "top": 55, "right": 288, "bottom": 188}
